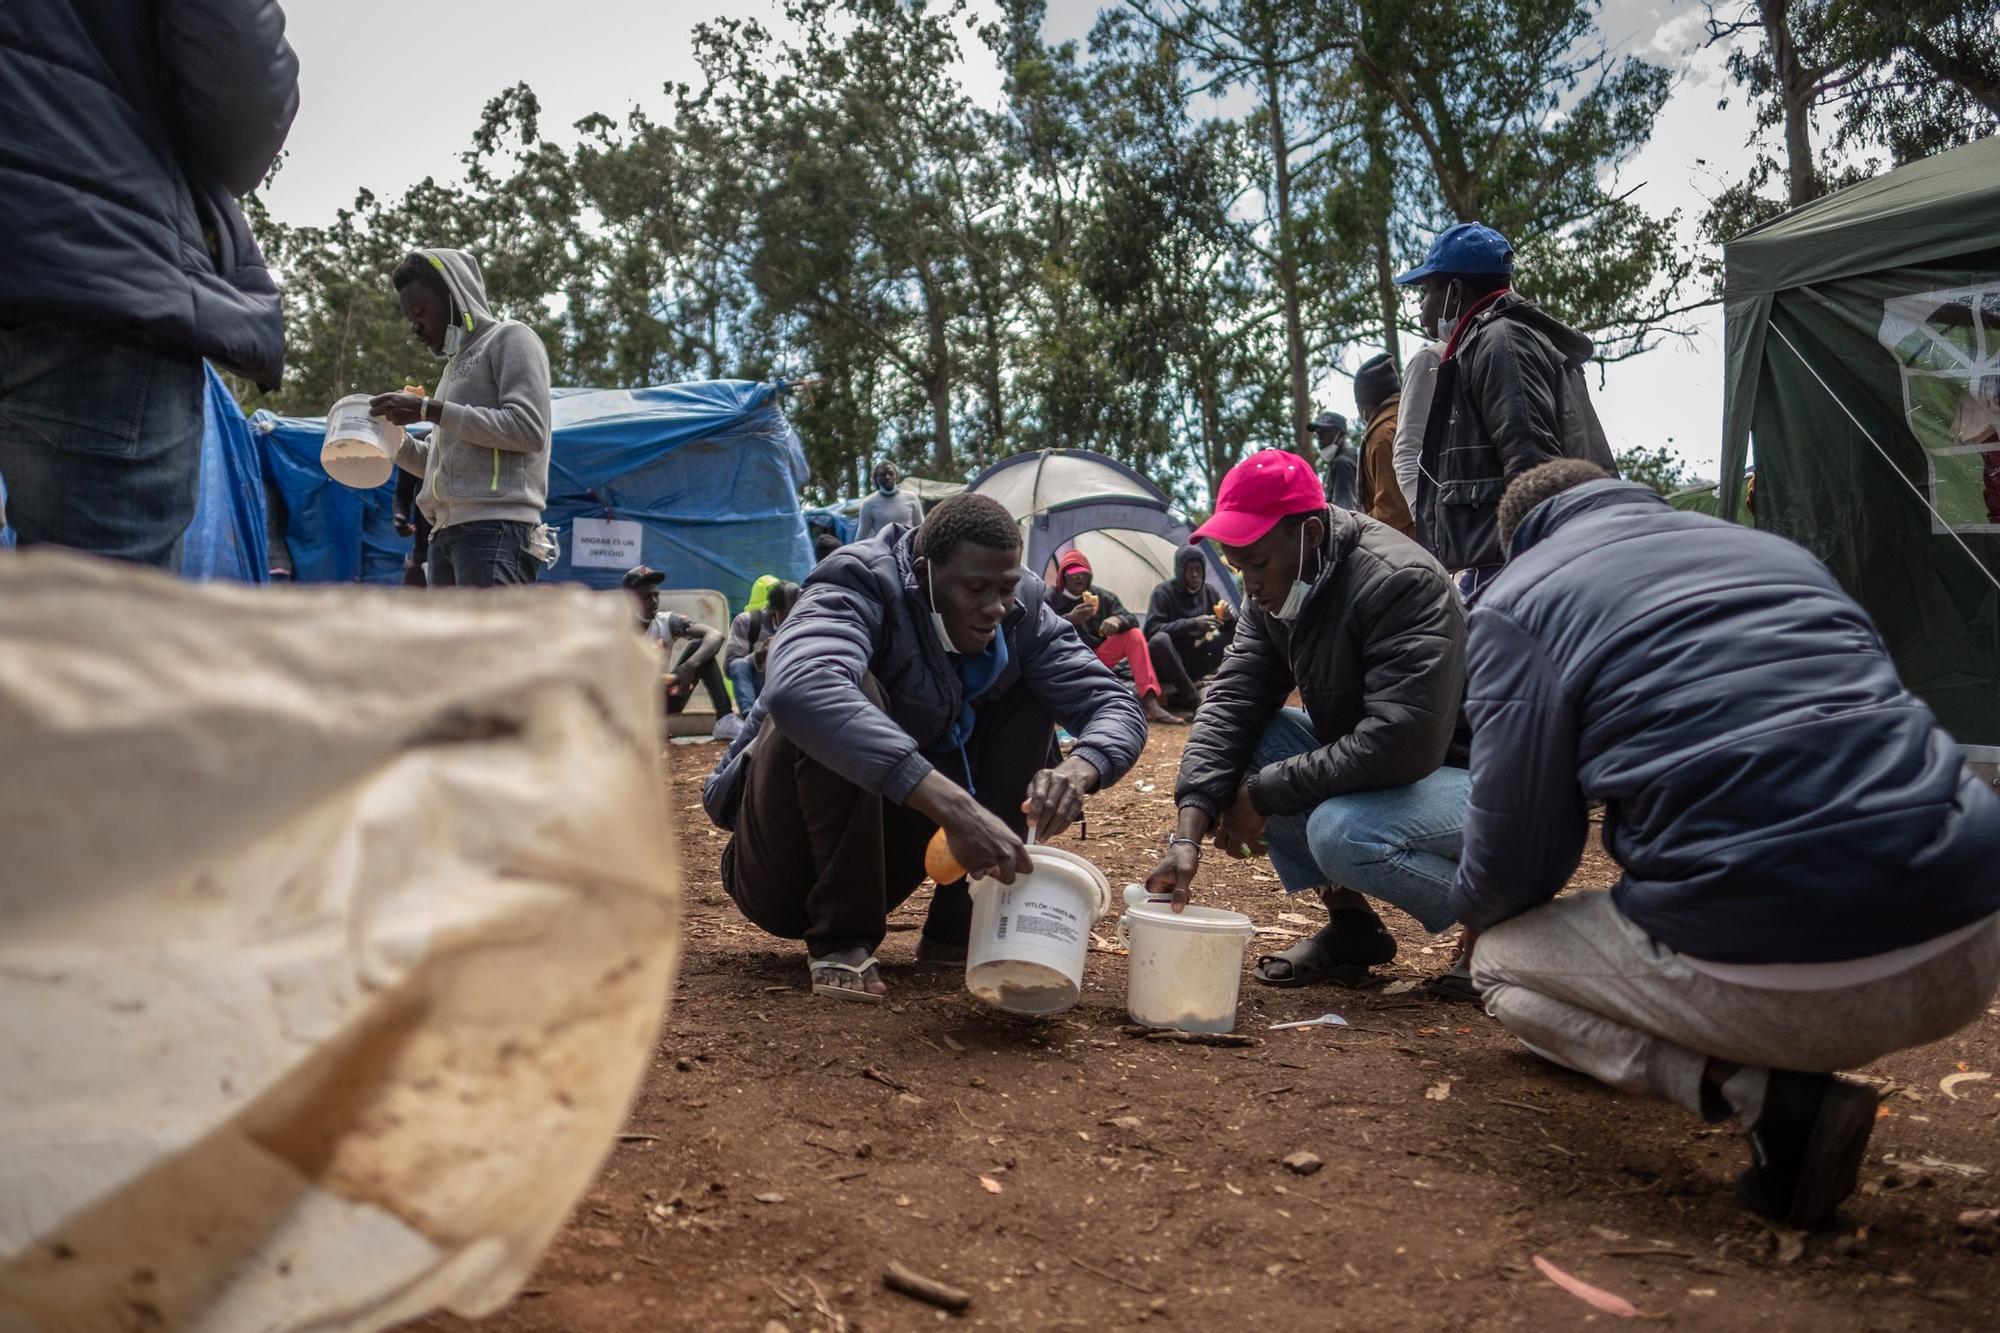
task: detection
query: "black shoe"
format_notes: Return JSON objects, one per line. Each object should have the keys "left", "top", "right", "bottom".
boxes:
{"left": 1737, "top": 1070, "right": 1879, "bottom": 1228}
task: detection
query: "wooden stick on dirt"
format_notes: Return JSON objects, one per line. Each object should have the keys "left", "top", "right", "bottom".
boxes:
{"left": 883, "top": 1261, "right": 971, "bottom": 1312}
{"left": 1070, "top": 1255, "right": 1157, "bottom": 1295}
{"left": 1118, "top": 1024, "right": 1258, "bottom": 1048}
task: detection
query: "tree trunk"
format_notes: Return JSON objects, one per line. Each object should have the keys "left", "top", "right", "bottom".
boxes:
{"left": 1365, "top": 111, "right": 1402, "bottom": 370}
{"left": 1262, "top": 57, "right": 1313, "bottom": 453}
{"left": 1768, "top": 0, "right": 1820, "bottom": 206}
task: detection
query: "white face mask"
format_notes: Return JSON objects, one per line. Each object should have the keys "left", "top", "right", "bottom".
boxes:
{"left": 925, "top": 566, "right": 958, "bottom": 655}
{"left": 438, "top": 308, "right": 471, "bottom": 360}
{"left": 1273, "top": 522, "right": 1314, "bottom": 622}
{"left": 1437, "top": 281, "right": 1463, "bottom": 341}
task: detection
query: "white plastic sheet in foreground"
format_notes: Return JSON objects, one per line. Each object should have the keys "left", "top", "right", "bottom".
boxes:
{"left": 0, "top": 554, "right": 681, "bottom": 1332}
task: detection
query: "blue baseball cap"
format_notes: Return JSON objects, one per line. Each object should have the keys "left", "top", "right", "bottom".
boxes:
{"left": 1393, "top": 222, "right": 1515, "bottom": 286}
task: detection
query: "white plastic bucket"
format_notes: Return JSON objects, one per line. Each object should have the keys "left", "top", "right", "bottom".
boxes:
{"left": 965, "top": 845, "right": 1111, "bottom": 1016}
{"left": 1118, "top": 884, "right": 1257, "bottom": 1033}
{"left": 320, "top": 394, "right": 401, "bottom": 489}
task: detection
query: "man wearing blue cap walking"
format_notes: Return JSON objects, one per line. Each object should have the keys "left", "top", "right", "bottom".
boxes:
{"left": 1394, "top": 222, "right": 1617, "bottom": 594}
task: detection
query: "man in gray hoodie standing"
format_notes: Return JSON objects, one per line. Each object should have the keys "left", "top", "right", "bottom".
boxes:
{"left": 370, "top": 249, "right": 552, "bottom": 587}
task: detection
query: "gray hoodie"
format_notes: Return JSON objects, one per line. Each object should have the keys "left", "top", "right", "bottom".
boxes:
{"left": 394, "top": 248, "right": 552, "bottom": 531}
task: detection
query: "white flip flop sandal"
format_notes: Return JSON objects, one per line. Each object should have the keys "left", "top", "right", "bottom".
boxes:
{"left": 809, "top": 955, "right": 886, "bottom": 1004}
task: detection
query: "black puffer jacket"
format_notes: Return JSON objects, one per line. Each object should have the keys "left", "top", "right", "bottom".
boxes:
{"left": 1175, "top": 508, "right": 1468, "bottom": 820}
{"left": 1415, "top": 293, "right": 1616, "bottom": 571}
{"left": 0, "top": 1, "right": 299, "bottom": 386}
{"left": 1450, "top": 481, "right": 2000, "bottom": 961}
{"left": 702, "top": 525, "right": 1147, "bottom": 827}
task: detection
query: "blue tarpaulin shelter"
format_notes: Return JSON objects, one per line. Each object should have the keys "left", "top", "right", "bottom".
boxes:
{"left": 252, "top": 379, "right": 811, "bottom": 609}
{"left": 175, "top": 363, "right": 269, "bottom": 582}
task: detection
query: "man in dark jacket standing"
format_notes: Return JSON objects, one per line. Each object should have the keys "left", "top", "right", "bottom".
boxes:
{"left": 1142, "top": 545, "right": 1236, "bottom": 714}
{"left": 702, "top": 495, "right": 1147, "bottom": 1002}
{"left": 0, "top": 0, "right": 299, "bottom": 566}
{"left": 1146, "top": 450, "right": 1470, "bottom": 990}
{"left": 1457, "top": 460, "right": 2000, "bottom": 1228}
{"left": 1395, "top": 222, "right": 1616, "bottom": 592}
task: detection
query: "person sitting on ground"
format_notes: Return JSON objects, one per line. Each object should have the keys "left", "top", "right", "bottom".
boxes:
{"left": 1456, "top": 460, "right": 2000, "bottom": 1229}
{"left": 371, "top": 249, "right": 553, "bottom": 588}
{"left": 1048, "top": 550, "right": 1187, "bottom": 727}
{"left": 1395, "top": 222, "right": 1617, "bottom": 593}
{"left": 856, "top": 460, "right": 924, "bottom": 541}
{"left": 724, "top": 580, "right": 801, "bottom": 717}
{"left": 1142, "top": 545, "right": 1237, "bottom": 714}
{"left": 699, "top": 494, "right": 1147, "bottom": 1002}
{"left": 624, "top": 566, "right": 731, "bottom": 723}
{"left": 1145, "top": 449, "right": 1472, "bottom": 993}
{"left": 1353, "top": 352, "right": 1414, "bottom": 537}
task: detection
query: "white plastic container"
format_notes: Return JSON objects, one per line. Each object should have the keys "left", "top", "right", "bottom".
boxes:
{"left": 1118, "top": 883, "right": 1257, "bottom": 1033}
{"left": 320, "top": 393, "right": 402, "bottom": 489}
{"left": 965, "top": 845, "right": 1111, "bottom": 1016}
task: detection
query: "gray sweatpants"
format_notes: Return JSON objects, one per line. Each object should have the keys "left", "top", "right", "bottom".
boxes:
{"left": 1472, "top": 891, "right": 2000, "bottom": 1122}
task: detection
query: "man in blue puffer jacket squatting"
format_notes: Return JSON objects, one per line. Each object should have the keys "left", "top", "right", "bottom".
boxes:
{"left": 0, "top": 1, "right": 299, "bottom": 566}
{"left": 702, "top": 494, "right": 1148, "bottom": 1002}
{"left": 1456, "top": 459, "right": 2000, "bottom": 1228}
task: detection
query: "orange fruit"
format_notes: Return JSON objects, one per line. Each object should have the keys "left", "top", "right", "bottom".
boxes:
{"left": 925, "top": 829, "right": 967, "bottom": 884}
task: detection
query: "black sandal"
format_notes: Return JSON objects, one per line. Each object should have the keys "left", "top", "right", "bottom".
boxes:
{"left": 1253, "top": 908, "right": 1398, "bottom": 988}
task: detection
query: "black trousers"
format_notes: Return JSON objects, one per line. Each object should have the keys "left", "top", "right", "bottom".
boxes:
{"left": 665, "top": 647, "right": 732, "bottom": 717}
{"left": 721, "top": 681, "right": 1053, "bottom": 955}
{"left": 1151, "top": 630, "right": 1226, "bottom": 709}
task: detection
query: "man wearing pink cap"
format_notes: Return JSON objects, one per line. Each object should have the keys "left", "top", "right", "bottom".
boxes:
{"left": 1146, "top": 449, "right": 1474, "bottom": 994}
{"left": 1048, "top": 549, "right": 1187, "bottom": 727}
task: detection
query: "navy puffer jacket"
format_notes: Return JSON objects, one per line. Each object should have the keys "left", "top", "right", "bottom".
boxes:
{"left": 702, "top": 525, "right": 1148, "bottom": 828}
{"left": 0, "top": 1, "right": 299, "bottom": 386}
{"left": 1449, "top": 480, "right": 2000, "bottom": 962}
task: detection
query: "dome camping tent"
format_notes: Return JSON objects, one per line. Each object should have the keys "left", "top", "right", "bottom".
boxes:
{"left": 1719, "top": 135, "right": 2000, "bottom": 771}
{"left": 967, "top": 449, "right": 1239, "bottom": 614}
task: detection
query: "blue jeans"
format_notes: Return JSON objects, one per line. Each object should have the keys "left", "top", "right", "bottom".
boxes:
{"left": 428, "top": 519, "right": 541, "bottom": 587}
{"left": 727, "top": 657, "right": 762, "bottom": 716}
{"left": 1251, "top": 708, "right": 1469, "bottom": 933}
{"left": 0, "top": 325, "right": 203, "bottom": 567}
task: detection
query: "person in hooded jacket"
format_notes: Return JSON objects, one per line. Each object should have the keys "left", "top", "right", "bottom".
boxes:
{"left": 1353, "top": 352, "right": 1413, "bottom": 537}
{"left": 0, "top": 0, "right": 299, "bottom": 567}
{"left": 1142, "top": 545, "right": 1237, "bottom": 713}
{"left": 370, "top": 250, "right": 552, "bottom": 587}
{"left": 1395, "top": 222, "right": 1617, "bottom": 592}
{"left": 1146, "top": 450, "right": 1472, "bottom": 993}
{"left": 1049, "top": 549, "right": 1187, "bottom": 726}
{"left": 1457, "top": 459, "right": 2000, "bottom": 1229}
{"left": 700, "top": 494, "right": 1147, "bottom": 1002}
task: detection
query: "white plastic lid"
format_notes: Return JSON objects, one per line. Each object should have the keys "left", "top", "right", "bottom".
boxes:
{"left": 1121, "top": 891, "right": 1255, "bottom": 936}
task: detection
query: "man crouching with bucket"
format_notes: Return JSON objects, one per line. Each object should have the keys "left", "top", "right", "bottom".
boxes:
{"left": 701, "top": 494, "right": 1148, "bottom": 1001}
{"left": 1144, "top": 449, "right": 1473, "bottom": 993}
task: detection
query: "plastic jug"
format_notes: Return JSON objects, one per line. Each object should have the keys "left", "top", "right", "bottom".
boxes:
{"left": 1118, "top": 883, "right": 1256, "bottom": 1033}
{"left": 320, "top": 394, "right": 402, "bottom": 489}
{"left": 965, "top": 845, "right": 1111, "bottom": 1016}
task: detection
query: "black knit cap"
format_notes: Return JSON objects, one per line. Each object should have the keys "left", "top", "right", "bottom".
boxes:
{"left": 1354, "top": 352, "right": 1401, "bottom": 419}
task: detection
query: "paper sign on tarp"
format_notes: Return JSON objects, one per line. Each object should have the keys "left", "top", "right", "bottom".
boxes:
{"left": 570, "top": 516, "right": 645, "bottom": 570}
{"left": 0, "top": 555, "right": 681, "bottom": 1333}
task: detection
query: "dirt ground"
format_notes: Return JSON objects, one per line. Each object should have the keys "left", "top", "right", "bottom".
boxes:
{"left": 413, "top": 729, "right": 2000, "bottom": 1333}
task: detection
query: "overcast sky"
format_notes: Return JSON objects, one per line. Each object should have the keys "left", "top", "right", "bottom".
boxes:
{"left": 263, "top": 1, "right": 1758, "bottom": 480}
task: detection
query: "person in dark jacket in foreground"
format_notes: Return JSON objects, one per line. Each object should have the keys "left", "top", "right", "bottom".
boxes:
{"left": 701, "top": 495, "right": 1147, "bottom": 1002}
{"left": 1395, "top": 222, "right": 1616, "bottom": 593}
{"left": 1142, "top": 545, "right": 1237, "bottom": 713}
{"left": 1146, "top": 450, "right": 1471, "bottom": 990}
{"left": 1458, "top": 460, "right": 2000, "bottom": 1228}
{"left": 1048, "top": 549, "right": 1186, "bottom": 726}
{"left": 0, "top": 0, "right": 299, "bottom": 566}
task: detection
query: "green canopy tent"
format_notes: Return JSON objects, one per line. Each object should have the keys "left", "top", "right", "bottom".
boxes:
{"left": 1721, "top": 136, "right": 2000, "bottom": 768}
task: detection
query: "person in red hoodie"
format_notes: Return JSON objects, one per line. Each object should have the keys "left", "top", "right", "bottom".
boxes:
{"left": 1048, "top": 550, "right": 1185, "bottom": 726}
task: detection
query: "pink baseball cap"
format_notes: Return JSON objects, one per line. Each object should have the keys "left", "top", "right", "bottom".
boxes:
{"left": 1190, "top": 450, "right": 1326, "bottom": 547}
